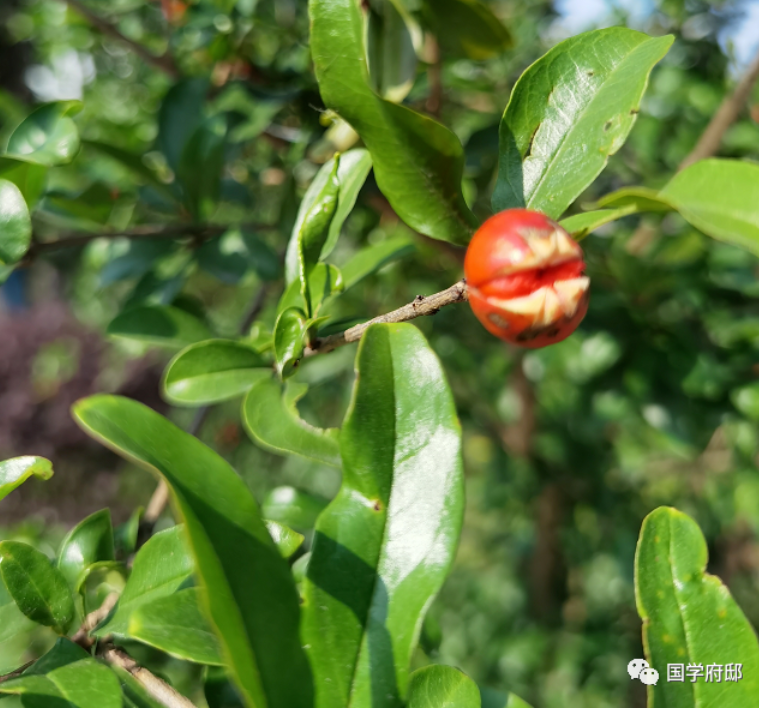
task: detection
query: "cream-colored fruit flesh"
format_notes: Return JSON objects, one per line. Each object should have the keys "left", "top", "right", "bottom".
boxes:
{"left": 495, "top": 228, "right": 582, "bottom": 276}
{"left": 486, "top": 275, "right": 589, "bottom": 322}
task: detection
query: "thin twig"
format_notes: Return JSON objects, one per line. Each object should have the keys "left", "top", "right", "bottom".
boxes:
{"left": 305, "top": 279, "right": 468, "bottom": 356}
{"left": 0, "top": 661, "right": 35, "bottom": 684}
{"left": 72, "top": 592, "right": 120, "bottom": 649}
{"left": 425, "top": 37, "right": 443, "bottom": 118}
{"left": 680, "top": 43, "right": 759, "bottom": 170}
{"left": 60, "top": 0, "right": 179, "bottom": 77}
{"left": 102, "top": 645, "right": 198, "bottom": 708}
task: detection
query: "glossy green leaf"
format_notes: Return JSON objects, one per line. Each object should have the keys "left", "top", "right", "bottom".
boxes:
{"left": 0, "top": 456, "right": 53, "bottom": 502}
{"left": 0, "top": 659, "right": 122, "bottom": 708}
{"left": 24, "top": 638, "right": 89, "bottom": 675}
{"left": 0, "top": 179, "right": 32, "bottom": 266}
{"left": 340, "top": 235, "right": 415, "bottom": 289}
{"left": 595, "top": 186, "right": 675, "bottom": 212}
{"left": 58, "top": 509, "right": 115, "bottom": 592}
{"left": 278, "top": 264, "right": 344, "bottom": 318}
{"left": 310, "top": 0, "right": 478, "bottom": 245}
{"left": 94, "top": 525, "right": 193, "bottom": 638}
{"left": 0, "top": 157, "right": 46, "bottom": 208}
{"left": 274, "top": 308, "right": 308, "bottom": 379}
{"left": 177, "top": 115, "right": 228, "bottom": 220}
{"left": 73, "top": 395, "right": 314, "bottom": 708}
{"left": 406, "top": 665, "right": 480, "bottom": 708}
{"left": 367, "top": 0, "right": 419, "bottom": 102}
{"left": 421, "top": 0, "right": 512, "bottom": 61}
{"left": 157, "top": 78, "right": 209, "bottom": 171}
{"left": 297, "top": 159, "right": 340, "bottom": 316}
{"left": 163, "top": 340, "right": 270, "bottom": 406}
{"left": 0, "top": 541, "right": 74, "bottom": 634}
{"left": 107, "top": 305, "right": 212, "bottom": 350}
{"left": 285, "top": 149, "right": 373, "bottom": 285}
{"left": 559, "top": 207, "right": 636, "bottom": 241}
{"left": 205, "top": 666, "right": 245, "bottom": 708}
{"left": 0, "top": 574, "right": 34, "bottom": 643}
{"left": 128, "top": 587, "right": 223, "bottom": 666}
{"left": 114, "top": 506, "right": 144, "bottom": 558}
{"left": 302, "top": 323, "right": 464, "bottom": 706}
{"left": 635, "top": 507, "right": 759, "bottom": 706}
{"left": 659, "top": 159, "right": 759, "bottom": 257}
{"left": 262, "top": 487, "right": 329, "bottom": 532}
{"left": 5, "top": 101, "right": 82, "bottom": 166}
{"left": 265, "top": 521, "right": 305, "bottom": 559}
{"left": 493, "top": 28, "right": 673, "bottom": 219}
{"left": 242, "top": 377, "right": 341, "bottom": 468}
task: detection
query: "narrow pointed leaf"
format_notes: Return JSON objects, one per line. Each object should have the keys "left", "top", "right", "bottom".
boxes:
{"left": 0, "top": 457, "right": 53, "bottom": 502}
{"left": 285, "top": 149, "right": 372, "bottom": 285}
{"left": 242, "top": 377, "right": 341, "bottom": 468}
{"left": 0, "top": 179, "right": 32, "bottom": 265}
{"left": 278, "top": 264, "right": 343, "bottom": 317}
{"left": 73, "top": 395, "right": 314, "bottom": 708}
{"left": 94, "top": 525, "right": 193, "bottom": 638}
{"left": 659, "top": 159, "right": 759, "bottom": 257}
{"left": 262, "top": 487, "right": 329, "bottom": 532}
{"left": 128, "top": 587, "right": 224, "bottom": 666}
{"left": 107, "top": 305, "right": 212, "bottom": 350}
{"left": 0, "top": 541, "right": 74, "bottom": 634}
{"left": 302, "top": 323, "right": 464, "bottom": 707}
{"left": 310, "top": 0, "right": 478, "bottom": 245}
{"left": 493, "top": 28, "right": 673, "bottom": 218}
{"left": 559, "top": 207, "right": 636, "bottom": 241}
{"left": 274, "top": 308, "right": 308, "bottom": 379}
{"left": 635, "top": 507, "right": 759, "bottom": 706}
{"left": 5, "top": 101, "right": 82, "bottom": 166}
{"left": 163, "top": 340, "right": 270, "bottom": 406}
{"left": 58, "top": 509, "right": 115, "bottom": 592}
{"left": 406, "top": 665, "right": 480, "bottom": 708}
{"left": 340, "top": 235, "right": 415, "bottom": 289}
{"left": 595, "top": 186, "right": 675, "bottom": 212}
{"left": 25, "top": 638, "right": 89, "bottom": 675}
{"left": 0, "top": 659, "right": 122, "bottom": 708}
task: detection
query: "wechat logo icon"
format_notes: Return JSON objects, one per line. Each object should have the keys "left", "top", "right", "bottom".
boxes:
{"left": 628, "top": 659, "right": 659, "bottom": 686}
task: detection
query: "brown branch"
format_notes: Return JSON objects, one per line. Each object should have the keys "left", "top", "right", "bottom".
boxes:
{"left": 72, "top": 592, "right": 120, "bottom": 649}
{"left": 305, "top": 279, "right": 469, "bottom": 356}
{"left": 680, "top": 43, "right": 759, "bottom": 170}
{"left": 0, "top": 661, "right": 35, "bottom": 684}
{"left": 102, "top": 645, "right": 198, "bottom": 708}
{"left": 60, "top": 0, "right": 179, "bottom": 77}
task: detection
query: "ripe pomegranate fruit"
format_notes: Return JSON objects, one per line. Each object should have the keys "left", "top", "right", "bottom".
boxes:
{"left": 464, "top": 209, "right": 589, "bottom": 348}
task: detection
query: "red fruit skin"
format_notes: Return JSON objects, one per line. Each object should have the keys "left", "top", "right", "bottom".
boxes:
{"left": 464, "top": 209, "right": 589, "bottom": 349}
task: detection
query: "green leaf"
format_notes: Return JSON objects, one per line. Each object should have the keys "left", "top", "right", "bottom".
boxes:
{"left": 73, "top": 395, "right": 314, "bottom": 708}
{"left": 406, "top": 665, "right": 480, "bottom": 708}
{"left": 0, "top": 457, "right": 53, "bottom": 502}
{"left": 659, "top": 159, "right": 759, "bottom": 257}
{"left": 163, "top": 340, "right": 270, "bottom": 406}
{"left": 0, "top": 659, "right": 122, "bottom": 708}
{"left": 493, "top": 28, "right": 673, "bottom": 219}
{"left": 24, "top": 638, "right": 89, "bottom": 675}
{"left": 0, "top": 157, "right": 46, "bottom": 208}
{"left": 285, "top": 149, "right": 373, "bottom": 285}
{"left": 177, "top": 115, "right": 228, "bottom": 220}
{"left": 298, "top": 158, "right": 340, "bottom": 316}
{"left": 128, "top": 587, "right": 223, "bottom": 666}
{"left": 274, "top": 307, "right": 308, "bottom": 379}
{"left": 94, "top": 525, "right": 193, "bottom": 638}
{"left": 157, "top": 78, "right": 210, "bottom": 171}
{"left": 559, "top": 207, "right": 636, "bottom": 241}
{"left": 635, "top": 507, "right": 759, "bottom": 706}
{"left": 310, "top": 0, "right": 477, "bottom": 245}
{"left": 265, "top": 521, "right": 305, "bottom": 559}
{"left": 5, "top": 101, "right": 82, "bottom": 166}
{"left": 107, "top": 305, "right": 212, "bottom": 350}
{"left": 58, "top": 509, "right": 115, "bottom": 592}
{"left": 340, "top": 235, "right": 415, "bottom": 289}
{"left": 205, "top": 666, "right": 245, "bottom": 708}
{"left": 0, "top": 541, "right": 74, "bottom": 634}
{"left": 302, "top": 323, "right": 464, "bottom": 706}
{"left": 0, "top": 574, "right": 34, "bottom": 643}
{"left": 0, "top": 179, "right": 32, "bottom": 266}
{"left": 595, "top": 186, "right": 675, "bottom": 212}
{"left": 242, "top": 377, "right": 341, "bottom": 468}
{"left": 114, "top": 507, "right": 143, "bottom": 558}
{"left": 732, "top": 383, "right": 759, "bottom": 421}
{"left": 367, "top": 0, "right": 419, "bottom": 102}
{"left": 421, "top": 0, "right": 512, "bottom": 60}
{"left": 241, "top": 230, "right": 282, "bottom": 281}
{"left": 262, "top": 487, "right": 329, "bottom": 532}
{"left": 278, "top": 264, "right": 344, "bottom": 317}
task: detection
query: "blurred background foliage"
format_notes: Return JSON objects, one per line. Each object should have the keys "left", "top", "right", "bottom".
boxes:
{"left": 1, "top": 0, "right": 759, "bottom": 707}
